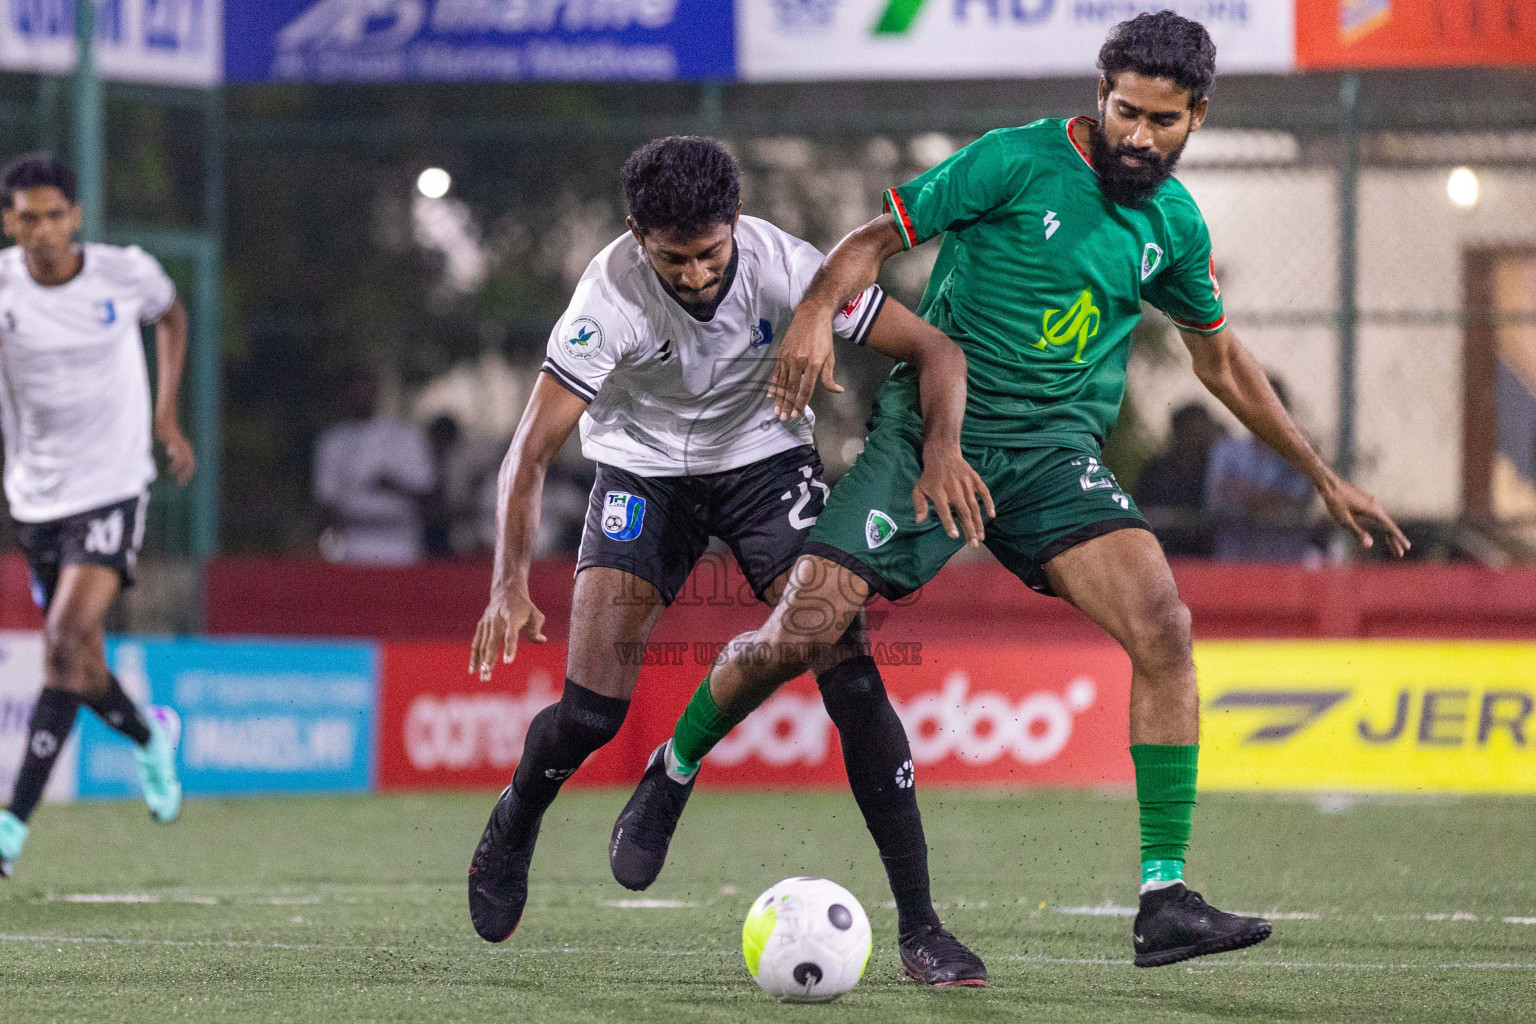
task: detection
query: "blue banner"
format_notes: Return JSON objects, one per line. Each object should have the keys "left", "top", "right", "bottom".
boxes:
{"left": 225, "top": 0, "right": 735, "bottom": 83}
{"left": 76, "top": 638, "right": 379, "bottom": 799}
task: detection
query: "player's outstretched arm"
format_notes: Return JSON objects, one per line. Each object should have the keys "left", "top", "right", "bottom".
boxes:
{"left": 1182, "top": 326, "right": 1410, "bottom": 556}
{"left": 773, "top": 215, "right": 909, "bottom": 421}
{"left": 152, "top": 297, "right": 196, "bottom": 486}
{"left": 470, "top": 374, "right": 587, "bottom": 679}
{"left": 865, "top": 301, "right": 994, "bottom": 545}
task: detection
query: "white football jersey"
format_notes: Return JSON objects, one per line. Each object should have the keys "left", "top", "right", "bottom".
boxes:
{"left": 0, "top": 244, "right": 176, "bottom": 523}
{"left": 541, "top": 216, "right": 885, "bottom": 476}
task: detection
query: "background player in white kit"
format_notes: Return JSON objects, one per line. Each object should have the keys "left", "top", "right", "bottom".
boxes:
{"left": 466, "top": 137, "right": 994, "bottom": 985}
{"left": 0, "top": 155, "right": 195, "bottom": 878}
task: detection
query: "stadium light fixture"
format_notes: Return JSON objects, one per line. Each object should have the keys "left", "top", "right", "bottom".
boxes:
{"left": 1446, "top": 167, "right": 1478, "bottom": 209}
{"left": 417, "top": 167, "right": 452, "bottom": 199}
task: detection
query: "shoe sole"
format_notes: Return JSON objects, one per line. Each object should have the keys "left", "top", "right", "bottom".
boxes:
{"left": 1133, "top": 920, "right": 1273, "bottom": 968}
{"left": 902, "top": 964, "right": 988, "bottom": 987}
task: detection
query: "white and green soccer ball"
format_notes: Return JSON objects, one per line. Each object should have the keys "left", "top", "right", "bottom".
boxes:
{"left": 741, "top": 877, "right": 871, "bottom": 1002}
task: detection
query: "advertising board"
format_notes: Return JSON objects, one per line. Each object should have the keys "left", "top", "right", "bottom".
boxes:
{"left": 75, "top": 638, "right": 378, "bottom": 798}
{"left": 1199, "top": 641, "right": 1536, "bottom": 793}
{"left": 738, "top": 0, "right": 1295, "bottom": 81}
{"left": 1296, "top": 0, "right": 1536, "bottom": 70}
{"left": 0, "top": 0, "right": 222, "bottom": 86}
{"left": 225, "top": 0, "right": 735, "bottom": 83}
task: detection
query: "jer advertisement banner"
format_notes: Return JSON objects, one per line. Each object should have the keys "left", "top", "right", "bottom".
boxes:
{"left": 224, "top": 0, "right": 736, "bottom": 83}
{"left": 1199, "top": 642, "right": 1536, "bottom": 793}
{"left": 75, "top": 637, "right": 378, "bottom": 798}
{"left": 0, "top": 0, "right": 222, "bottom": 86}
{"left": 738, "top": 0, "right": 1295, "bottom": 81}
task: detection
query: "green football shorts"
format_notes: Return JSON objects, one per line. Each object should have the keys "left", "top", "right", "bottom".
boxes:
{"left": 803, "top": 419, "right": 1150, "bottom": 599}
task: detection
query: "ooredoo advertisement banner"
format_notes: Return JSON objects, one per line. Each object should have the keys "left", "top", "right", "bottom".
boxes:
{"left": 738, "top": 0, "right": 1296, "bottom": 81}
{"left": 1295, "top": 0, "right": 1536, "bottom": 70}
{"left": 376, "top": 640, "right": 1134, "bottom": 790}
{"left": 1198, "top": 642, "right": 1536, "bottom": 793}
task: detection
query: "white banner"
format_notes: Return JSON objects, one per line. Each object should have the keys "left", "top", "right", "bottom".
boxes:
{"left": 740, "top": 0, "right": 1294, "bottom": 81}
{"left": 0, "top": 0, "right": 223, "bottom": 86}
{"left": 0, "top": 631, "right": 76, "bottom": 805}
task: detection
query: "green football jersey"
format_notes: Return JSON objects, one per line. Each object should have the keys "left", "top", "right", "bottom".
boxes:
{"left": 877, "top": 117, "right": 1226, "bottom": 451}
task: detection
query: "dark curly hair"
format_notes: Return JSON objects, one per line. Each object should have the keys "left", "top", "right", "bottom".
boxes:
{"left": 1098, "top": 11, "right": 1217, "bottom": 109}
{"left": 1, "top": 152, "right": 77, "bottom": 207}
{"left": 622, "top": 136, "right": 739, "bottom": 238}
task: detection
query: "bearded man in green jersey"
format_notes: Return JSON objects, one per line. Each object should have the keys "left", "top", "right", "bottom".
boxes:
{"left": 608, "top": 12, "right": 1410, "bottom": 971}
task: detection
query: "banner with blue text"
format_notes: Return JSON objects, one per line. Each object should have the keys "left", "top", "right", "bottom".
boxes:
{"left": 224, "top": 0, "right": 735, "bottom": 83}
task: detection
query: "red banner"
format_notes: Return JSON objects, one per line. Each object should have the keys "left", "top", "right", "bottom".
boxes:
{"left": 377, "top": 640, "right": 1132, "bottom": 792}
{"left": 1297, "top": 0, "right": 1536, "bottom": 70}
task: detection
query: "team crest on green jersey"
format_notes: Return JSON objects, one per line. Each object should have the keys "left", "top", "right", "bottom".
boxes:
{"left": 865, "top": 510, "right": 898, "bottom": 549}
{"left": 1034, "top": 289, "right": 1101, "bottom": 363}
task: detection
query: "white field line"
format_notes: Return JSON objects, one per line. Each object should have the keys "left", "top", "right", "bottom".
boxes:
{"left": 1009, "top": 955, "right": 1536, "bottom": 970}
{"left": 4, "top": 934, "right": 1533, "bottom": 970}
{"left": 600, "top": 899, "right": 697, "bottom": 909}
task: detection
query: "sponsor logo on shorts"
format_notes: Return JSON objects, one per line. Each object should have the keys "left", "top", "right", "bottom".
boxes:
{"left": 563, "top": 316, "right": 604, "bottom": 360}
{"left": 865, "top": 509, "right": 897, "bottom": 549}
{"left": 602, "top": 491, "right": 646, "bottom": 542}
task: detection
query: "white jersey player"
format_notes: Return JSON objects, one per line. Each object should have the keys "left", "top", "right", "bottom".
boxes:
{"left": 0, "top": 155, "right": 193, "bottom": 879}
{"left": 465, "top": 136, "right": 992, "bottom": 985}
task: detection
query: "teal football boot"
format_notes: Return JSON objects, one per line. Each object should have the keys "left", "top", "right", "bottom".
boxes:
{"left": 135, "top": 705, "right": 183, "bottom": 824}
{"left": 0, "top": 810, "right": 27, "bottom": 878}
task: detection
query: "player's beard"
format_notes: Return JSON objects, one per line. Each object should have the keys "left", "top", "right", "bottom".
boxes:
{"left": 1089, "top": 120, "right": 1188, "bottom": 208}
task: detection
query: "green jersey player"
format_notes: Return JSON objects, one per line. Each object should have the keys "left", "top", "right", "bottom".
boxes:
{"left": 610, "top": 12, "right": 1410, "bottom": 970}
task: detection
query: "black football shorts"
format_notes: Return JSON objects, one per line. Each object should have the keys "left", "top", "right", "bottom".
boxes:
{"left": 14, "top": 492, "right": 148, "bottom": 611}
{"left": 575, "top": 445, "right": 830, "bottom": 606}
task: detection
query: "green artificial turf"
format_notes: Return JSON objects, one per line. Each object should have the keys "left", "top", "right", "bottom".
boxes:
{"left": 2, "top": 788, "right": 1534, "bottom": 1023}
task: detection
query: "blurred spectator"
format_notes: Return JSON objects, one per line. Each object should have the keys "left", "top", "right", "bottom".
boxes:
{"left": 1135, "top": 402, "right": 1226, "bottom": 556}
{"left": 314, "top": 371, "right": 436, "bottom": 565}
{"left": 1204, "top": 376, "right": 1318, "bottom": 563}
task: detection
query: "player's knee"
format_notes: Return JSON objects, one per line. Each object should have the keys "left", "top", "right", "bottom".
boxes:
{"left": 815, "top": 655, "right": 886, "bottom": 724}
{"left": 43, "top": 621, "right": 96, "bottom": 691}
{"left": 553, "top": 678, "right": 629, "bottom": 751}
{"left": 1125, "top": 594, "right": 1193, "bottom": 676}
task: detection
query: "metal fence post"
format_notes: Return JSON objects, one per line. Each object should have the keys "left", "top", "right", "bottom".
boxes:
{"left": 1337, "top": 73, "right": 1361, "bottom": 481}
{"left": 193, "top": 88, "right": 226, "bottom": 561}
{"left": 73, "top": 0, "right": 104, "bottom": 242}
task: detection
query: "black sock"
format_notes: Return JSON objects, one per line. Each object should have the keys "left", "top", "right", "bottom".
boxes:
{"left": 83, "top": 675, "right": 151, "bottom": 746}
{"left": 7, "top": 688, "right": 82, "bottom": 823}
{"left": 817, "top": 655, "right": 941, "bottom": 937}
{"left": 499, "top": 679, "right": 630, "bottom": 848}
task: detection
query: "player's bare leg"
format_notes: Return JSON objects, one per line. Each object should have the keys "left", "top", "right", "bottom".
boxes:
{"left": 469, "top": 567, "right": 664, "bottom": 941}
{"left": 1042, "top": 528, "right": 1271, "bottom": 966}
{"left": 610, "top": 555, "right": 986, "bottom": 985}
{"left": 2, "top": 565, "right": 177, "bottom": 877}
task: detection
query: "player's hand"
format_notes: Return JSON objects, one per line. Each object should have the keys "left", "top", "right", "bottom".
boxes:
{"left": 154, "top": 417, "right": 196, "bottom": 486}
{"left": 771, "top": 309, "right": 842, "bottom": 421}
{"left": 1318, "top": 475, "right": 1410, "bottom": 558}
{"left": 470, "top": 584, "right": 548, "bottom": 681}
{"left": 912, "top": 445, "right": 996, "bottom": 547}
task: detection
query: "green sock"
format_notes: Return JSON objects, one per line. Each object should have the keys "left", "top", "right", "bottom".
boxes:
{"left": 1130, "top": 744, "right": 1198, "bottom": 889}
{"left": 670, "top": 674, "right": 739, "bottom": 772}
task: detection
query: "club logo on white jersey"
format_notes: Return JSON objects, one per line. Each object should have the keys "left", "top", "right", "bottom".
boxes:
{"left": 3, "top": 310, "right": 15, "bottom": 332}
{"left": 94, "top": 299, "right": 117, "bottom": 326}
{"left": 749, "top": 317, "right": 773, "bottom": 348}
{"left": 602, "top": 491, "right": 646, "bottom": 542}
{"left": 563, "top": 317, "right": 604, "bottom": 360}
{"left": 865, "top": 509, "right": 898, "bottom": 550}
{"left": 1043, "top": 210, "right": 1061, "bottom": 240}
{"left": 1140, "top": 243, "right": 1164, "bottom": 282}
{"left": 85, "top": 509, "right": 125, "bottom": 556}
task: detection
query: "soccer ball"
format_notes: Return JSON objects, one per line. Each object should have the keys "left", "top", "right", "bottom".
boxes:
{"left": 741, "top": 877, "right": 871, "bottom": 1002}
